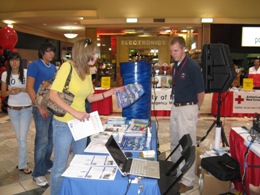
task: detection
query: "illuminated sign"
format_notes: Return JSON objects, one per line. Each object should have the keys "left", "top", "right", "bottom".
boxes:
{"left": 242, "top": 27, "right": 260, "bottom": 47}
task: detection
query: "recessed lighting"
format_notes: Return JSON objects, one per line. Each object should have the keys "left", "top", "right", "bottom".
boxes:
{"left": 201, "top": 18, "right": 214, "bottom": 23}
{"left": 126, "top": 18, "right": 138, "bottom": 23}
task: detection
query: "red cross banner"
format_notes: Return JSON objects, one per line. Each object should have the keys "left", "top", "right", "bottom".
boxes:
{"left": 233, "top": 90, "right": 260, "bottom": 113}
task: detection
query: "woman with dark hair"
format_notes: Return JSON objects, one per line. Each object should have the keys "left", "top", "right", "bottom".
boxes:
{"left": 1, "top": 52, "right": 32, "bottom": 174}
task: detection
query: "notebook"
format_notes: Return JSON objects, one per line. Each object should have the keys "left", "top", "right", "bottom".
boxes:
{"left": 105, "top": 135, "right": 160, "bottom": 179}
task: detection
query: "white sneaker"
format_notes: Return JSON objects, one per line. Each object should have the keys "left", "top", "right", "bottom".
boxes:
{"left": 33, "top": 176, "right": 48, "bottom": 186}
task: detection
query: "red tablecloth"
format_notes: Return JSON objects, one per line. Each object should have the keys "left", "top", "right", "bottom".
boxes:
{"left": 211, "top": 92, "right": 255, "bottom": 117}
{"left": 229, "top": 128, "right": 260, "bottom": 194}
{"left": 91, "top": 89, "right": 112, "bottom": 115}
{"left": 151, "top": 110, "right": 171, "bottom": 116}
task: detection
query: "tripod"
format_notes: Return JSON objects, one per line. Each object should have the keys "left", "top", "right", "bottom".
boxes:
{"left": 197, "top": 92, "right": 229, "bottom": 147}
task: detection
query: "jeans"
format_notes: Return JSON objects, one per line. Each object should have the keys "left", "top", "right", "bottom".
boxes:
{"left": 51, "top": 118, "right": 87, "bottom": 195}
{"left": 8, "top": 107, "right": 32, "bottom": 169}
{"left": 32, "top": 106, "right": 53, "bottom": 177}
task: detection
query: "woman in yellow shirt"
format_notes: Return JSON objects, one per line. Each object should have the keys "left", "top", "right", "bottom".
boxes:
{"left": 49, "top": 38, "right": 123, "bottom": 195}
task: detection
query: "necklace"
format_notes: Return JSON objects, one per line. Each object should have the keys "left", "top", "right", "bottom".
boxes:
{"left": 41, "top": 59, "right": 51, "bottom": 68}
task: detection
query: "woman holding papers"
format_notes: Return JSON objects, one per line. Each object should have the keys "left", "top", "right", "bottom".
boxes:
{"left": 49, "top": 38, "right": 124, "bottom": 195}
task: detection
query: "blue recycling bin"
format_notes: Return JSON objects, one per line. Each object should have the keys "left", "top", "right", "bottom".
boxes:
{"left": 120, "top": 61, "right": 152, "bottom": 120}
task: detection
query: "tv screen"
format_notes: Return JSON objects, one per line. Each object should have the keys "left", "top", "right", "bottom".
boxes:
{"left": 202, "top": 43, "right": 236, "bottom": 93}
{"left": 242, "top": 27, "right": 260, "bottom": 47}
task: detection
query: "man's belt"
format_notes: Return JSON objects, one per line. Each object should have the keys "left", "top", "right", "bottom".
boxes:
{"left": 174, "top": 102, "right": 197, "bottom": 107}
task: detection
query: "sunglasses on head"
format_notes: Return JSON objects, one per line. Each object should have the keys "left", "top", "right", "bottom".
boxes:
{"left": 84, "top": 39, "right": 92, "bottom": 47}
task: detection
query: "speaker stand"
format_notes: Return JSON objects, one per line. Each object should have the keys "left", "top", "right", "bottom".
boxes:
{"left": 197, "top": 92, "right": 229, "bottom": 147}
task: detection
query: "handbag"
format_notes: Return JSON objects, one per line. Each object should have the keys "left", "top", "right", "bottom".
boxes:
{"left": 35, "top": 63, "right": 74, "bottom": 117}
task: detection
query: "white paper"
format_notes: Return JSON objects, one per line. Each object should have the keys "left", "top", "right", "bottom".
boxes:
{"left": 62, "top": 154, "right": 118, "bottom": 180}
{"left": 67, "top": 111, "right": 104, "bottom": 141}
{"left": 84, "top": 140, "right": 108, "bottom": 154}
{"left": 62, "top": 165, "right": 91, "bottom": 178}
{"left": 69, "top": 154, "right": 94, "bottom": 166}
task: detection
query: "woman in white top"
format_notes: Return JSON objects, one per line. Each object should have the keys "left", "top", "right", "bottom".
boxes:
{"left": 248, "top": 58, "right": 260, "bottom": 74}
{"left": 1, "top": 52, "right": 32, "bottom": 174}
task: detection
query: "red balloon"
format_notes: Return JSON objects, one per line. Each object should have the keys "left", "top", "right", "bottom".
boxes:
{"left": 0, "top": 26, "right": 18, "bottom": 49}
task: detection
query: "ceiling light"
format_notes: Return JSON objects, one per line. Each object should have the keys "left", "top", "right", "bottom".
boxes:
{"left": 64, "top": 27, "right": 78, "bottom": 39}
{"left": 201, "top": 18, "right": 214, "bottom": 23}
{"left": 126, "top": 18, "right": 138, "bottom": 23}
{"left": 64, "top": 33, "right": 78, "bottom": 39}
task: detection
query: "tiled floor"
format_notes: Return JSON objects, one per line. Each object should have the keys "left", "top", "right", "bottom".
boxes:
{"left": 0, "top": 110, "right": 256, "bottom": 195}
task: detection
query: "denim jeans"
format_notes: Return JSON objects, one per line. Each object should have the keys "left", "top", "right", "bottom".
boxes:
{"left": 32, "top": 106, "right": 53, "bottom": 177}
{"left": 8, "top": 107, "right": 32, "bottom": 169}
{"left": 50, "top": 118, "right": 87, "bottom": 195}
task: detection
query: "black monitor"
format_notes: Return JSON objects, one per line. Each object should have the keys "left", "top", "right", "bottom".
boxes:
{"left": 202, "top": 43, "right": 236, "bottom": 93}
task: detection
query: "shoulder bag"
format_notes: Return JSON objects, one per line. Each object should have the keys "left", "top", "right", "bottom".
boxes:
{"left": 35, "top": 63, "right": 74, "bottom": 117}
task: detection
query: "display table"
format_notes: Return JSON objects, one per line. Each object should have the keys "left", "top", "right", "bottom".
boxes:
{"left": 92, "top": 88, "right": 113, "bottom": 115}
{"left": 229, "top": 127, "right": 260, "bottom": 194}
{"left": 211, "top": 90, "right": 259, "bottom": 117}
{"left": 59, "top": 121, "right": 161, "bottom": 195}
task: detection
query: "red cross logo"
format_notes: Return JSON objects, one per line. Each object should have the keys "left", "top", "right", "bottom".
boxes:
{"left": 235, "top": 95, "right": 244, "bottom": 104}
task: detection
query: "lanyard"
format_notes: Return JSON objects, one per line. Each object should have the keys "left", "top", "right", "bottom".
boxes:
{"left": 172, "top": 56, "right": 188, "bottom": 89}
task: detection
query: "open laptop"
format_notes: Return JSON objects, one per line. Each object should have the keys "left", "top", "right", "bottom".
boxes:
{"left": 105, "top": 135, "right": 160, "bottom": 179}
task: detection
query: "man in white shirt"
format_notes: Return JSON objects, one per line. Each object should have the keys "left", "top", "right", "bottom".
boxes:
{"left": 248, "top": 58, "right": 260, "bottom": 74}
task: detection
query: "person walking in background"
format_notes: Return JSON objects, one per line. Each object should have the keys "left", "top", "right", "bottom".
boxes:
{"left": 248, "top": 58, "right": 260, "bottom": 74}
{"left": 26, "top": 41, "right": 57, "bottom": 186}
{"left": 49, "top": 38, "right": 124, "bottom": 195}
{"left": 1, "top": 52, "right": 32, "bottom": 174}
{"left": 169, "top": 36, "right": 205, "bottom": 193}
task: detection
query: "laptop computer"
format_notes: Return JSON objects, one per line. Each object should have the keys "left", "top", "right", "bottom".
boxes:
{"left": 105, "top": 135, "right": 160, "bottom": 179}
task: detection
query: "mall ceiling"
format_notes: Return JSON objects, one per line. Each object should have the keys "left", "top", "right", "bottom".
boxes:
{"left": 0, "top": 0, "right": 259, "bottom": 42}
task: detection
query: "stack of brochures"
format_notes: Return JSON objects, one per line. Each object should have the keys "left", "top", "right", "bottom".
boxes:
{"left": 106, "top": 117, "right": 126, "bottom": 125}
{"left": 120, "top": 118, "right": 151, "bottom": 151}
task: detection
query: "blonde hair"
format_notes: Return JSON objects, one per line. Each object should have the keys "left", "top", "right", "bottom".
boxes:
{"left": 71, "top": 38, "right": 97, "bottom": 80}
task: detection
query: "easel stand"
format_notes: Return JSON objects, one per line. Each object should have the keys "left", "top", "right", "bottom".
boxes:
{"left": 197, "top": 92, "right": 229, "bottom": 147}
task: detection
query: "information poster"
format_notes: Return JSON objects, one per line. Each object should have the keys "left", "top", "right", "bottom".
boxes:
{"left": 233, "top": 90, "right": 260, "bottom": 113}
{"left": 101, "top": 76, "right": 111, "bottom": 88}
{"left": 151, "top": 88, "right": 172, "bottom": 110}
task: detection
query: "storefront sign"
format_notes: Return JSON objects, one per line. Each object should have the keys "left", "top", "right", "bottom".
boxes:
{"left": 120, "top": 40, "right": 167, "bottom": 46}
{"left": 151, "top": 88, "right": 172, "bottom": 110}
{"left": 233, "top": 90, "right": 260, "bottom": 113}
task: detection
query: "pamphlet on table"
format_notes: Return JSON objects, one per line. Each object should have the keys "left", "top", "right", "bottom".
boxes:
{"left": 62, "top": 154, "right": 117, "bottom": 180}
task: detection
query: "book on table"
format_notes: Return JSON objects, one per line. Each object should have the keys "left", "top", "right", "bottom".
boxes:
{"left": 120, "top": 134, "right": 147, "bottom": 151}
{"left": 125, "top": 123, "right": 147, "bottom": 134}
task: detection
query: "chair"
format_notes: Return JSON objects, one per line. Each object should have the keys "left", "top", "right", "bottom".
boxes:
{"left": 158, "top": 134, "right": 196, "bottom": 195}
